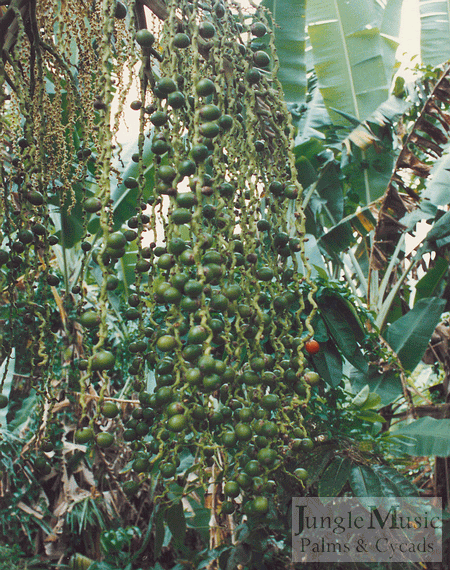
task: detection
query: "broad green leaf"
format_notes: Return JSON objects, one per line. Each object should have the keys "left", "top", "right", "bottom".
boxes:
{"left": 185, "top": 501, "right": 210, "bottom": 531}
{"left": 59, "top": 199, "right": 85, "bottom": 248}
{"left": 414, "top": 257, "right": 448, "bottom": 304}
{"left": 421, "top": 142, "right": 450, "bottom": 206}
{"left": 359, "top": 392, "right": 382, "bottom": 411}
{"left": 378, "top": 0, "right": 405, "bottom": 75}
{"left": 115, "top": 247, "right": 139, "bottom": 298}
{"left": 371, "top": 464, "right": 419, "bottom": 497}
{"left": 344, "top": 143, "right": 395, "bottom": 206}
{"left": 263, "top": 0, "right": 307, "bottom": 104}
{"left": 349, "top": 464, "right": 383, "bottom": 496}
{"left": 424, "top": 210, "right": 450, "bottom": 246}
{"left": 350, "top": 366, "right": 403, "bottom": 407}
{"left": 312, "top": 340, "right": 343, "bottom": 386}
{"left": 436, "top": 235, "right": 450, "bottom": 248}
{"left": 226, "top": 543, "right": 252, "bottom": 570}
{"left": 0, "top": 349, "right": 14, "bottom": 428}
{"left": 294, "top": 234, "right": 327, "bottom": 277}
{"left": 318, "top": 290, "right": 366, "bottom": 342}
{"left": 166, "top": 500, "right": 186, "bottom": 548}
{"left": 185, "top": 488, "right": 210, "bottom": 543}
{"left": 319, "top": 220, "right": 355, "bottom": 254}
{"left": 314, "top": 162, "right": 344, "bottom": 224}
{"left": 318, "top": 457, "right": 352, "bottom": 496}
{"left": 318, "top": 294, "right": 368, "bottom": 372}
{"left": 380, "top": 282, "right": 412, "bottom": 333}
{"left": 385, "top": 297, "right": 446, "bottom": 372}
{"left": 351, "top": 385, "right": 370, "bottom": 407}
{"left": 199, "top": 549, "right": 229, "bottom": 570}
{"left": 307, "top": 0, "right": 391, "bottom": 125}
{"left": 303, "top": 446, "right": 334, "bottom": 485}
{"left": 48, "top": 182, "right": 87, "bottom": 249}
{"left": 305, "top": 197, "right": 324, "bottom": 239}
{"left": 420, "top": 0, "right": 450, "bottom": 66}
{"left": 347, "top": 346, "right": 369, "bottom": 373}
{"left": 345, "top": 95, "right": 409, "bottom": 151}
{"left": 153, "top": 506, "right": 166, "bottom": 560}
{"left": 294, "top": 138, "right": 325, "bottom": 165}
{"left": 293, "top": 86, "right": 332, "bottom": 145}
{"left": 8, "top": 390, "right": 39, "bottom": 433}
{"left": 310, "top": 314, "right": 329, "bottom": 343}
{"left": 393, "top": 416, "right": 450, "bottom": 456}
{"left": 356, "top": 464, "right": 398, "bottom": 497}
{"left": 318, "top": 203, "right": 376, "bottom": 252}
{"left": 355, "top": 410, "right": 386, "bottom": 423}
{"left": 330, "top": 107, "right": 360, "bottom": 126}
{"left": 177, "top": 450, "right": 196, "bottom": 473}
{"left": 295, "top": 155, "right": 317, "bottom": 189}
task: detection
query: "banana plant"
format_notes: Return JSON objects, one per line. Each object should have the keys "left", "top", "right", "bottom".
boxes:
{"left": 263, "top": 0, "right": 450, "bottom": 430}
{"left": 306, "top": 0, "right": 403, "bottom": 125}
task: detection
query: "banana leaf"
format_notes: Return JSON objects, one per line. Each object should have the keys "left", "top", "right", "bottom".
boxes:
{"left": 293, "top": 85, "right": 332, "bottom": 144}
{"left": 262, "top": 0, "right": 307, "bottom": 104}
{"left": 377, "top": 0, "right": 405, "bottom": 76}
{"left": 420, "top": 0, "right": 450, "bottom": 66}
{"left": 393, "top": 416, "right": 450, "bottom": 456}
{"left": 0, "top": 350, "right": 14, "bottom": 429}
{"left": 307, "top": 0, "right": 393, "bottom": 125}
{"left": 420, "top": 140, "right": 450, "bottom": 207}
{"left": 385, "top": 297, "right": 446, "bottom": 372}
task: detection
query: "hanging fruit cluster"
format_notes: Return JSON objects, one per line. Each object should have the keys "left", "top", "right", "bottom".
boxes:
{"left": 0, "top": 0, "right": 137, "bottom": 459}
{"left": 110, "top": 0, "right": 321, "bottom": 514}
{"left": 0, "top": 0, "right": 321, "bottom": 519}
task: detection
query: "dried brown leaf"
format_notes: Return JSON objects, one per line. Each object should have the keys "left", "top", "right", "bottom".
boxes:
{"left": 52, "top": 398, "right": 71, "bottom": 413}
{"left": 409, "top": 133, "right": 443, "bottom": 156}
{"left": 397, "top": 148, "right": 431, "bottom": 177}
{"left": 50, "top": 286, "right": 67, "bottom": 327}
{"left": 17, "top": 501, "right": 44, "bottom": 519}
{"left": 426, "top": 101, "right": 450, "bottom": 132}
{"left": 102, "top": 490, "right": 120, "bottom": 518}
{"left": 347, "top": 126, "right": 378, "bottom": 150}
{"left": 204, "top": 492, "right": 212, "bottom": 509}
{"left": 433, "top": 82, "right": 450, "bottom": 102}
{"left": 53, "top": 498, "right": 69, "bottom": 518}
{"left": 80, "top": 464, "right": 95, "bottom": 487}
{"left": 418, "top": 117, "right": 448, "bottom": 145}
{"left": 62, "top": 440, "right": 87, "bottom": 454}
{"left": 43, "top": 539, "right": 67, "bottom": 558}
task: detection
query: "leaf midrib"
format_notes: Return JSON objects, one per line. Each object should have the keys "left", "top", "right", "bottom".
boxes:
{"left": 334, "top": 0, "right": 359, "bottom": 120}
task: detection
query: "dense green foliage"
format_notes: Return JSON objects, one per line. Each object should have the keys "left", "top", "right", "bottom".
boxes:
{"left": 2, "top": 0, "right": 450, "bottom": 569}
